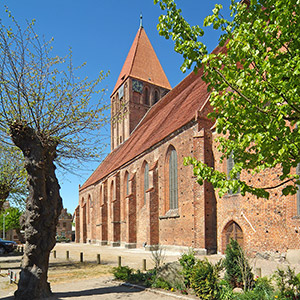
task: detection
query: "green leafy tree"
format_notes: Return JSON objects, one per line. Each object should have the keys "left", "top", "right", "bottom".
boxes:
{"left": 0, "top": 144, "right": 27, "bottom": 211}
{"left": 155, "top": 0, "right": 300, "bottom": 199}
{"left": 0, "top": 10, "right": 108, "bottom": 299}
{"left": 0, "top": 207, "right": 24, "bottom": 242}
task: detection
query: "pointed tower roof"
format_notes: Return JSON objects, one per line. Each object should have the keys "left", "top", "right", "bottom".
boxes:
{"left": 111, "top": 27, "right": 171, "bottom": 97}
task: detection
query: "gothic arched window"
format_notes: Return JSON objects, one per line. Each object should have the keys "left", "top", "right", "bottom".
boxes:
{"left": 144, "top": 87, "right": 149, "bottom": 106}
{"left": 154, "top": 90, "right": 159, "bottom": 104}
{"left": 142, "top": 162, "right": 149, "bottom": 205}
{"left": 168, "top": 148, "right": 178, "bottom": 210}
{"left": 124, "top": 171, "right": 129, "bottom": 196}
{"left": 227, "top": 152, "right": 240, "bottom": 195}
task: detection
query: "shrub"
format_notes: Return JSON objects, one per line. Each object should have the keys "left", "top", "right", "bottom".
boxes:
{"left": 178, "top": 248, "right": 196, "bottom": 288}
{"left": 233, "top": 277, "right": 274, "bottom": 300}
{"left": 224, "top": 239, "right": 254, "bottom": 290}
{"left": 219, "top": 279, "right": 234, "bottom": 300}
{"left": 253, "top": 276, "right": 274, "bottom": 298}
{"left": 112, "top": 266, "right": 133, "bottom": 281}
{"left": 190, "top": 258, "right": 224, "bottom": 300}
{"left": 128, "top": 269, "right": 147, "bottom": 283}
{"left": 274, "top": 267, "right": 300, "bottom": 299}
{"left": 151, "top": 276, "right": 172, "bottom": 290}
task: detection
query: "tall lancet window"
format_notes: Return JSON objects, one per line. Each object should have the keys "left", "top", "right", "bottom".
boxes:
{"left": 154, "top": 90, "right": 159, "bottom": 104}
{"left": 144, "top": 162, "right": 149, "bottom": 205}
{"left": 169, "top": 148, "right": 178, "bottom": 209}
{"left": 144, "top": 87, "right": 149, "bottom": 105}
{"left": 227, "top": 152, "right": 240, "bottom": 195}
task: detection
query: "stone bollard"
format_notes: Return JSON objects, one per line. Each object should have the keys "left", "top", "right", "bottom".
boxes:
{"left": 97, "top": 254, "right": 101, "bottom": 264}
{"left": 66, "top": 251, "right": 69, "bottom": 260}
{"left": 143, "top": 259, "right": 147, "bottom": 271}
{"left": 80, "top": 252, "right": 83, "bottom": 263}
{"left": 53, "top": 250, "right": 56, "bottom": 259}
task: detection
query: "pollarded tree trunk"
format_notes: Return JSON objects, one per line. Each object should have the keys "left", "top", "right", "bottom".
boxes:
{"left": 10, "top": 122, "right": 62, "bottom": 299}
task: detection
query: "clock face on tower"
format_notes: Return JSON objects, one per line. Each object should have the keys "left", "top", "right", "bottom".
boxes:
{"left": 132, "top": 79, "right": 143, "bottom": 93}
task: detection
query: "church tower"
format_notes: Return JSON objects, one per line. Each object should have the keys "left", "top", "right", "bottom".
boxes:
{"left": 110, "top": 21, "right": 171, "bottom": 150}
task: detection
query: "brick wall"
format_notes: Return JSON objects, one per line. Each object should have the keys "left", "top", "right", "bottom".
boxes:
{"left": 213, "top": 131, "right": 300, "bottom": 254}
{"left": 76, "top": 118, "right": 300, "bottom": 255}
{"left": 77, "top": 122, "right": 213, "bottom": 252}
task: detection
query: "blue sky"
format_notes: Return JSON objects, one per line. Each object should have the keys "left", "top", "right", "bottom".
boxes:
{"left": 1, "top": 0, "right": 230, "bottom": 214}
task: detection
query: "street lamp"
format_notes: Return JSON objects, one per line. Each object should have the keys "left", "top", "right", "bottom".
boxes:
{"left": 3, "top": 212, "right": 9, "bottom": 240}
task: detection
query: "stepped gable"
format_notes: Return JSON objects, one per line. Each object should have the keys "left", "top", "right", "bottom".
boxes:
{"left": 81, "top": 67, "right": 212, "bottom": 191}
{"left": 111, "top": 27, "right": 171, "bottom": 97}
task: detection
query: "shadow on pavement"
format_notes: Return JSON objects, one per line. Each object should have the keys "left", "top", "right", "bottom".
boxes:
{"left": 48, "top": 284, "right": 143, "bottom": 299}
{"left": 0, "top": 284, "right": 144, "bottom": 300}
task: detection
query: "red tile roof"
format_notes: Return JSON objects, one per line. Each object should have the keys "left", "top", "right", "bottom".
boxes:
{"left": 111, "top": 27, "right": 171, "bottom": 97}
{"left": 80, "top": 67, "right": 212, "bottom": 191}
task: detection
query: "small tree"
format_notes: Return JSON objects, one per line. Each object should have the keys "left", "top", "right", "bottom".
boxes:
{"left": 151, "top": 245, "right": 166, "bottom": 269}
{"left": 0, "top": 207, "right": 24, "bottom": 242}
{"left": 0, "top": 11, "right": 108, "bottom": 299}
{"left": 224, "top": 239, "right": 254, "bottom": 290}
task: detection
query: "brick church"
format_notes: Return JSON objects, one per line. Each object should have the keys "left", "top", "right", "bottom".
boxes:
{"left": 75, "top": 24, "right": 300, "bottom": 255}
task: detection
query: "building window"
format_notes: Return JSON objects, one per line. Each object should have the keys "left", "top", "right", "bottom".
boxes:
{"left": 169, "top": 148, "right": 178, "bottom": 209}
{"left": 99, "top": 185, "right": 103, "bottom": 206}
{"left": 144, "top": 87, "right": 149, "bottom": 105}
{"left": 143, "top": 162, "right": 149, "bottom": 205}
{"left": 110, "top": 181, "right": 115, "bottom": 201}
{"left": 154, "top": 90, "right": 159, "bottom": 104}
{"left": 227, "top": 152, "right": 240, "bottom": 195}
{"left": 126, "top": 172, "right": 129, "bottom": 196}
{"left": 63, "top": 222, "right": 66, "bottom": 228}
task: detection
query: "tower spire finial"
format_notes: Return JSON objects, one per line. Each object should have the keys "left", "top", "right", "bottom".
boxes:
{"left": 140, "top": 13, "right": 143, "bottom": 28}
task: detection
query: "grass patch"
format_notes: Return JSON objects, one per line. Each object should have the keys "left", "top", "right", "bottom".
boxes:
{"left": 48, "top": 261, "right": 113, "bottom": 284}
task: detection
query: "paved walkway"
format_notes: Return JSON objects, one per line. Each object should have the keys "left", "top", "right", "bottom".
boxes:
{"left": 0, "top": 276, "right": 195, "bottom": 300}
{"left": 0, "top": 243, "right": 194, "bottom": 300}
{"left": 1, "top": 243, "right": 300, "bottom": 299}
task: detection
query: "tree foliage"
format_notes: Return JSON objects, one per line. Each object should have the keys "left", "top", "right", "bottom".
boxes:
{"left": 0, "top": 206, "right": 22, "bottom": 232}
{"left": 0, "top": 143, "right": 27, "bottom": 210}
{"left": 0, "top": 10, "right": 109, "bottom": 167}
{"left": 155, "top": 0, "right": 300, "bottom": 198}
{"left": 0, "top": 9, "right": 108, "bottom": 298}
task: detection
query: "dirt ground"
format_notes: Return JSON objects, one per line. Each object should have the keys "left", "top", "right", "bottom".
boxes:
{"left": 1, "top": 243, "right": 300, "bottom": 299}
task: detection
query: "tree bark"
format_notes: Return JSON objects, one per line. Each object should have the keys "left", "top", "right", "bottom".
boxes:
{"left": 10, "top": 123, "right": 62, "bottom": 299}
